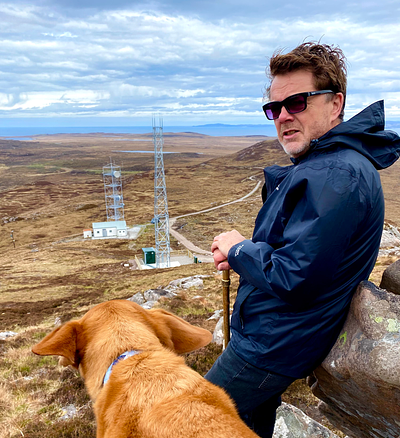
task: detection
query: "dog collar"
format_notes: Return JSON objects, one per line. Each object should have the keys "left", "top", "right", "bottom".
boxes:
{"left": 103, "top": 350, "right": 142, "bottom": 385}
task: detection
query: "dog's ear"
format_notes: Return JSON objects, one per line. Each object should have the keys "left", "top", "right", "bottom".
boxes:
{"left": 32, "top": 321, "right": 81, "bottom": 367}
{"left": 149, "top": 309, "right": 212, "bottom": 354}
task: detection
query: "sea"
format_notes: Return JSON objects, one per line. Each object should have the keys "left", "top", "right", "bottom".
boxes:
{"left": 0, "top": 124, "right": 278, "bottom": 141}
{"left": 1, "top": 122, "right": 399, "bottom": 141}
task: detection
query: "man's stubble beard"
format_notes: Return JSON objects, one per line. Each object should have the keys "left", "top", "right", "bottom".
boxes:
{"left": 279, "top": 138, "right": 311, "bottom": 159}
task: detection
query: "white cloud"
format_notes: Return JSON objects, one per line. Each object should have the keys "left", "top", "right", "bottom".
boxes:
{"left": 0, "top": 1, "right": 400, "bottom": 123}
{"left": 0, "top": 90, "right": 110, "bottom": 111}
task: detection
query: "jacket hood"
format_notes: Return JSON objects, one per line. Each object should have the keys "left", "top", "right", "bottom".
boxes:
{"left": 301, "top": 100, "right": 400, "bottom": 170}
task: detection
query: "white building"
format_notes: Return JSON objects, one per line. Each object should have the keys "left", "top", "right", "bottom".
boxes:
{"left": 83, "top": 229, "right": 93, "bottom": 238}
{"left": 92, "top": 221, "right": 128, "bottom": 239}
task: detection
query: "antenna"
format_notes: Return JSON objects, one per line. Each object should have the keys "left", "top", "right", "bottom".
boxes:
{"left": 103, "top": 160, "right": 125, "bottom": 221}
{"left": 153, "top": 114, "right": 170, "bottom": 268}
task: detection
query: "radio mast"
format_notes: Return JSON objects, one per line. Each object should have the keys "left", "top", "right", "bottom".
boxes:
{"left": 103, "top": 161, "right": 124, "bottom": 221}
{"left": 153, "top": 115, "right": 170, "bottom": 268}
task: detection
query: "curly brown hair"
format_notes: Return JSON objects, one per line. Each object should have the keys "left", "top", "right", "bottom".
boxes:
{"left": 266, "top": 42, "right": 347, "bottom": 120}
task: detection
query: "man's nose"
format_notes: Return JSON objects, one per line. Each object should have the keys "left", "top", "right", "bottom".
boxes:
{"left": 277, "top": 106, "right": 295, "bottom": 123}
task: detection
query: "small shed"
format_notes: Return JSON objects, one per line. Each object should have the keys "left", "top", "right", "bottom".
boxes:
{"left": 92, "top": 221, "right": 127, "bottom": 239}
{"left": 142, "top": 247, "right": 156, "bottom": 264}
{"left": 83, "top": 229, "right": 93, "bottom": 239}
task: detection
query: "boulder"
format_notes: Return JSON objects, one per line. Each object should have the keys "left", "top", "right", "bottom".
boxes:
{"left": 141, "top": 301, "right": 157, "bottom": 309}
{"left": 0, "top": 331, "right": 18, "bottom": 340}
{"left": 273, "top": 403, "right": 341, "bottom": 438}
{"left": 60, "top": 404, "right": 78, "bottom": 420}
{"left": 309, "top": 280, "right": 400, "bottom": 438}
{"left": 143, "top": 288, "right": 176, "bottom": 301}
{"left": 212, "top": 316, "right": 225, "bottom": 345}
{"left": 380, "top": 229, "right": 400, "bottom": 248}
{"left": 212, "top": 315, "right": 232, "bottom": 346}
{"left": 127, "top": 292, "right": 145, "bottom": 305}
{"left": 207, "top": 309, "right": 223, "bottom": 321}
{"left": 380, "top": 258, "right": 400, "bottom": 295}
{"left": 379, "top": 225, "right": 400, "bottom": 257}
{"left": 167, "top": 275, "right": 209, "bottom": 290}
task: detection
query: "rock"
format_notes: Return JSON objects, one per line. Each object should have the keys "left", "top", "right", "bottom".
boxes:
{"left": 127, "top": 292, "right": 145, "bottom": 305}
{"left": 167, "top": 275, "right": 209, "bottom": 291}
{"left": 127, "top": 289, "right": 176, "bottom": 310}
{"left": 309, "top": 281, "right": 400, "bottom": 438}
{"left": 212, "top": 316, "right": 231, "bottom": 345}
{"left": 207, "top": 309, "right": 223, "bottom": 321}
{"left": 60, "top": 404, "right": 78, "bottom": 420}
{"left": 182, "top": 277, "right": 204, "bottom": 289}
{"left": 127, "top": 276, "right": 210, "bottom": 311}
{"left": 273, "top": 403, "right": 341, "bottom": 438}
{"left": 380, "top": 229, "right": 400, "bottom": 248}
{"left": 380, "top": 258, "right": 400, "bottom": 295}
{"left": 0, "top": 331, "right": 18, "bottom": 340}
{"left": 143, "top": 288, "right": 176, "bottom": 302}
{"left": 379, "top": 225, "right": 400, "bottom": 257}
{"left": 141, "top": 301, "right": 157, "bottom": 309}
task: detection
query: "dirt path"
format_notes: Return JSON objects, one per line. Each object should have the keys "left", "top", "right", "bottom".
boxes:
{"left": 169, "top": 180, "right": 262, "bottom": 263}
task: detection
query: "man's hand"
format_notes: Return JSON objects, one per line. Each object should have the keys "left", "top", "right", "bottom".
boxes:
{"left": 211, "top": 230, "right": 246, "bottom": 270}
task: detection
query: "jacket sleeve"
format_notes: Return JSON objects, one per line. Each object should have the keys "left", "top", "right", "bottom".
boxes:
{"left": 227, "top": 166, "right": 369, "bottom": 307}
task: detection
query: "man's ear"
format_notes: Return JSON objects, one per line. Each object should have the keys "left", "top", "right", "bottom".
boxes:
{"left": 331, "top": 92, "right": 345, "bottom": 123}
{"left": 32, "top": 321, "right": 81, "bottom": 367}
{"left": 148, "top": 309, "right": 212, "bottom": 354}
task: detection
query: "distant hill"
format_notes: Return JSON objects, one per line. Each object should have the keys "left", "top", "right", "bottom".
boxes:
{"left": 201, "top": 136, "right": 400, "bottom": 227}
{"left": 205, "top": 138, "right": 290, "bottom": 168}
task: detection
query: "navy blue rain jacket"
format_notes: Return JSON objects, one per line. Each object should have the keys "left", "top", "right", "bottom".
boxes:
{"left": 227, "top": 101, "right": 400, "bottom": 378}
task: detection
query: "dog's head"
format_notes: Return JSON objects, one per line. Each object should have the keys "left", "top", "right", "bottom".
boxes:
{"left": 32, "top": 300, "right": 212, "bottom": 398}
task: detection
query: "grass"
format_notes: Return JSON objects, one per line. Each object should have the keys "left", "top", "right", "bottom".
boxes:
{"left": 0, "top": 327, "right": 94, "bottom": 438}
{"left": 0, "top": 273, "right": 347, "bottom": 437}
{"left": 0, "top": 269, "right": 226, "bottom": 438}
{"left": 0, "top": 132, "right": 397, "bottom": 437}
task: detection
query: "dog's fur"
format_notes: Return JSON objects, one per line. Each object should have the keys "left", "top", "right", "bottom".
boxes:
{"left": 32, "top": 300, "right": 259, "bottom": 437}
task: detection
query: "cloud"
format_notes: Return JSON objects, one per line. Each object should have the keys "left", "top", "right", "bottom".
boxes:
{"left": 0, "top": 0, "right": 400, "bottom": 125}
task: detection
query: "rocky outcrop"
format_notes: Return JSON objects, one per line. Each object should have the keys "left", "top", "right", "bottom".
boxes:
{"left": 379, "top": 223, "right": 400, "bottom": 257}
{"left": 309, "top": 280, "right": 400, "bottom": 438}
{"left": 380, "top": 258, "right": 400, "bottom": 295}
{"left": 273, "top": 403, "right": 341, "bottom": 438}
{"left": 127, "top": 275, "right": 211, "bottom": 309}
{"left": 128, "top": 289, "right": 176, "bottom": 309}
{"left": 0, "top": 331, "right": 18, "bottom": 340}
{"left": 211, "top": 315, "right": 231, "bottom": 345}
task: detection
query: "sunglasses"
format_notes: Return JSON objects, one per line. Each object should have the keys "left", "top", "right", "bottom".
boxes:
{"left": 262, "top": 90, "right": 334, "bottom": 120}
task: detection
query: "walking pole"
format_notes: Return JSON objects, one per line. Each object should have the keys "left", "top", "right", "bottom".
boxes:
{"left": 222, "top": 269, "right": 231, "bottom": 348}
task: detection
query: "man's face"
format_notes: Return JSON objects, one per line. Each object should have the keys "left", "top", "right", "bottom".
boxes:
{"left": 269, "top": 70, "right": 342, "bottom": 158}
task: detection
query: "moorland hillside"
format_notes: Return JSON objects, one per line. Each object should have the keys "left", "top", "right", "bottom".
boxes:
{"left": 0, "top": 132, "right": 398, "bottom": 437}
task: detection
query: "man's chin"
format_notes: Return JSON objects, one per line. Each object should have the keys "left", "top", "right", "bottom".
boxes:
{"left": 279, "top": 140, "right": 310, "bottom": 159}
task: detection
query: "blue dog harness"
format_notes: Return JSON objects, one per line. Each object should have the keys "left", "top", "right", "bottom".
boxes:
{"left": 103, "top": 350, "right": 142, "bottom": 385}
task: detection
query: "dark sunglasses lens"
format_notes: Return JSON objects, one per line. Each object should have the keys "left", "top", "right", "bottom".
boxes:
{"left": 286, "top": 94, "right": 307, "bottom": 114}
{"left": 264, "top": 102, "right": 282, "bottom": 120}
{"left": 264, "top": 93, "right": 309, "bottom": 120}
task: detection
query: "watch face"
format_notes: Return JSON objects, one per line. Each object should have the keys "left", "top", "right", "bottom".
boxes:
{"left": 113, "top": 171, "right": 121, "bottom": 178}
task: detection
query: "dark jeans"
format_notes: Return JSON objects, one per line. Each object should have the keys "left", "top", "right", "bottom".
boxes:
{"left": 205, "top": 343, "right": 296, "bottom": 438}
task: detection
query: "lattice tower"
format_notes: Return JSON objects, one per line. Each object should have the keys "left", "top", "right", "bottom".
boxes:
{"left": 153, "top": 115, "right": 170, "bottom": 268}
{"left": 103, "top": 161, "right": 125, "bottom": 221}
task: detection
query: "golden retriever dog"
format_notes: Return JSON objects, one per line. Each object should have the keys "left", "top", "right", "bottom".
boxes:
{"left": 32, "top": 300, "right": 259, "bottom": 438}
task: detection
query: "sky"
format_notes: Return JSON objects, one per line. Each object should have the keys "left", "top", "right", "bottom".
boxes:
{"left": 1, "top": 0, "right": 400, "bottom": 128}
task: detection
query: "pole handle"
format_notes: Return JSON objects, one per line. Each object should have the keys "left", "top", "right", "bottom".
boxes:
{"left": 222, "top": 269, "right": 231, "bottom": 348}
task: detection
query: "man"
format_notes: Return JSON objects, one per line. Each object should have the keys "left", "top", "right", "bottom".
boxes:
{"left": 206, "top": 42, "right": 400, "bottom": 438}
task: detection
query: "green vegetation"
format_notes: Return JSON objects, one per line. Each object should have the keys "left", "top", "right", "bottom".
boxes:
{"left": 0, "top": 132, "right": 391, "bottom": 437}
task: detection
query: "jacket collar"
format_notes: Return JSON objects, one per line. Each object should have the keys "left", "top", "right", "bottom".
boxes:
{"left": 290, "top": 100, "right": 400, "bottom": 170}
{"left": 103, "top": 350, "right": 142, "bottom": 385}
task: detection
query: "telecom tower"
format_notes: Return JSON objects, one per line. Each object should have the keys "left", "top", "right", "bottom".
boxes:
{"left": 103, "top": 161, "right": 125, "bottom": 221}
{"left": 153, "top": 115, "right": 171, "bottom": 268}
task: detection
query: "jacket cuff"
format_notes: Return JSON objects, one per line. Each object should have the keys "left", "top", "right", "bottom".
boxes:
{"left": 227, "top": 239, "right": 253, "bottom": 269}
